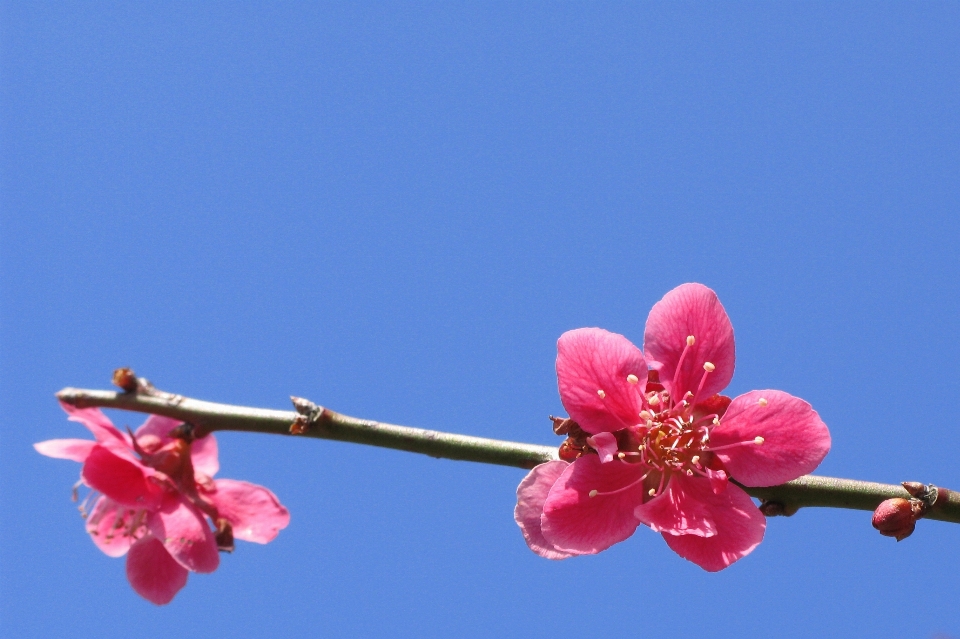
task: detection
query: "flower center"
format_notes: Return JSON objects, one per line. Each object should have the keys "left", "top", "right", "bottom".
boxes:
{"left": 585, "top": 334, "right": 765, "bottom": 500}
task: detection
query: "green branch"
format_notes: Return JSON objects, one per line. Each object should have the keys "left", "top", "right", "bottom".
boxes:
{"left": 55, "top": 384, "right": 960, "bottom": 525}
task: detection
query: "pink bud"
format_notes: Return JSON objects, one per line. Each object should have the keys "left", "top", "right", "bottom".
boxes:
{"left": 872, "top": 498, "right": 919, "bottom": 541}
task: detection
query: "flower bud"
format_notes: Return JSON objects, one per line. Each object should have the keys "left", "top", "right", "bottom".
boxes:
{"left": 558, "top": 438, "right": 582, "bottom": 461}
{"left": 872, "top": 498, "right": 919, "bottom": 541}
{"left": 112, "top": 367, "right": 138, "bottom": 393}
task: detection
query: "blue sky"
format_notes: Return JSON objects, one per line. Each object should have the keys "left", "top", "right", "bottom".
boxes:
{"left": 2, "top": 3, "right": 959, "bottom": 638}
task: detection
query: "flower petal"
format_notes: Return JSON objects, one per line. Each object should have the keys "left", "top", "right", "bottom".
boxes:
{"left": 133, "top": 415, "right": 220, "bottom": 478}
{"left": 643, "top": 283, "right": 735, "bottom": 401}
{"left": 190, "top": 434, "right": 219, "bottom": 478}
{"left": 556, "top": 328, "right": 647, "bottom": 435}
{"left": 135, "top": 414, "right": 183, "bottom": 442}
{"left": 540, "top": 454, "right": 646, "bottom": 554}
{"left": 660, "top": 482, "right": 765, "bottom": 572}
{"left": 60, "top": 401, "right": 130, "bottom": 448}
{"left": 85, "top": 497, "right": 139, "bottom": 558}
{"left": 34, "top": 438, "right": 95, "bottom": 463}
{"left": 206, "top": 479, "right": 290, "bottom": 544}
{"left": 514, "top": 461, "right": 577, "bottom": 560}
{"left": 125, "top": 533, "right": 189, "bottom": 605}
{"left": 588, "top": 432, "right": 619, "bottom": 464}
{"left": 711, "top": 390, "right": 831, "bottom": 487}
{"left": 81, "top": 445, "right": 164, "bottom": 510}
{"left": 147, "top": 496, "right": 220, "bottom": 573}
{"left": 633, "top": 475, "right": 717, "bottom": 538}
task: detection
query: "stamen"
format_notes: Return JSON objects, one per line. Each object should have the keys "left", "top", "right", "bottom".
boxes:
{"left": 758, "top": 398, "right": 768, "bottom": 407}
{"left": 627, "top": 374, "right": 639, "bottom": 384}
{"left": 686, "top": 469, "right": 694, "bottom": 476}
{"left": 655, "top": 471, "right": 667, "bottom": 496}
{"left": 704, "top": 438, "right": 765, "bottom": 452}
{"left": 617, "top": 452, "right": 626, "bottom": 460}
{"left": 597, "top": 389, "right": 606, "bottom": 398}
{"left": 690, "top": 455, "right": 700, "bottom": 465}
{"left": 589, "top": 471, "right": 652, "bottom": 498}
{"left": 691, "top": 362, "right": 714, "bottom": 406}
{"left": 639, "top": 410, "right": 652, "bottom": 420}
{"left": 648, "top": 488, "right": 656, "bottom": 496}
{"left": 648, "top": 394, "right": 661, "bottom": 406}
{"left": 672, "top": 336, "right": 697, "bottom": 398}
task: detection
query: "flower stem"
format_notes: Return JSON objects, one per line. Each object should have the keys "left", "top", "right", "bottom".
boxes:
{"left": 55, "top": 385, "right": 960, "bottom": 524}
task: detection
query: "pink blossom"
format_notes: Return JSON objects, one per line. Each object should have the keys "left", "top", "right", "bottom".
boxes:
{"left": 36, "top": 403, "right": 290, "bottom": 604}
{"left": 515, "top": 283, "right": 831, "bottom": 571}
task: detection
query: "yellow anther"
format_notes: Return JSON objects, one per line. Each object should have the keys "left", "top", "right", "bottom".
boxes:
{"left": 703, "top": 362, "right": 715, "bottom": 372}
{"left": 686, "top": 335, "right": 695, "bottom": 346}
{"left": 686, "top": 469, "right": 694, "bottom": 476}
{"left": 627, "top": 374, "right": 639, "bottom": 384}
{"left": 617, "top": 452, "right": 626, "bottom": 459}
{"left": 648, "top": 488, "right": 657, "bottom": 496}
{"left": 754, "top": 436, "right": 765, "bottom": 445}
{"left": 648, "top": 395, "right": 661, "bottom": 406}
{"left": 691, "top": 455, "right": 700, "bottom": 465}
{"left": 589, "top": 490, "right": 598, "bottom": 498}
{"left": 639, "top": 410, "right": 652, "bottom": 420}
{"left": 713, "top": 417, "right": 720, "bottom": 425}
{"left": 597, "top": 389, "right": 606, "bottom": 398}
{"left": 758, "top": 398, "right": 768, "bottom": 407}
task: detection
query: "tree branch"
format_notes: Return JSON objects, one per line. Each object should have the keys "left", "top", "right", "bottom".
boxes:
{"left": 55, "top": 385, "right": 960, "bottom": 525}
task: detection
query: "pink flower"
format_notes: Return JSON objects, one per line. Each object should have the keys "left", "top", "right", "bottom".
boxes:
{"left": 36, "top": 403, "right": 290, "bottom": 604}
{"left": 515, "top": 283, "right": 831, "bottom": 571}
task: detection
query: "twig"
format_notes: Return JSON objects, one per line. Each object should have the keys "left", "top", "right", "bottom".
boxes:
{"left": 55, "top": 384, "right": 960, "bottom": 524}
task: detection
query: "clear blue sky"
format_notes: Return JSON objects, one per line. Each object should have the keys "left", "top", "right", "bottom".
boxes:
{"left": 2, "top": 3, "right": 959, "bottom": 638}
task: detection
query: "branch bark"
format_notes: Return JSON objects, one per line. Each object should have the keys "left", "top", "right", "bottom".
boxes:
{"left": 56, "top": 385, "right": 960, "bottom": 524}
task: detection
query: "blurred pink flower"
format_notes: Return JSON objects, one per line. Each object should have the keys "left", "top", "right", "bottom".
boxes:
{"left": 36, "top": 403, "right": 290, "bottom": 604}
{"left": 516, "top": 283, "right": 831, "bottom": 571}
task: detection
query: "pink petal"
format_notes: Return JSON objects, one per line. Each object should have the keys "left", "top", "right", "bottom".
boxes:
{"left": 705, "top": 467, "right": 729, "bottom": 494}
{"left": 711, "top": 390, "right": 831, "bottom": 487}
{"left": 81, "top": 445, "right": 164, "bottom": 510}
{"left": 59, "top": 401, "right": 130, "bottom": 448}
{"left": 34, "top": 438, "right": 95, "bottom": 463}
{"left": 633, "top": 475, "right": 717, "bottom": 538}
{"left": 206, "top": 479, "right": 290, "bottom": 544}
{"left": 660, "top": 482, "right": 765, "bottom": 572}
{"left": 135, "top": 414, "right": 183, "bottom": 442}
{"left": 147, "top": 496, "right": 220, "bottom": 574}
{"left": 125, "top": 533, "right": 189, "bottom": 605}
{"left": 556, "top": 328, "right": 647, "bottom": 435}
{"left": 514, "top": 461, "right": 577, "bottom": 560}
{"left": 540, "top": 454, "right": 646, "bottom": 554}
{"left": 643, "top": 283, "right": 735, "bottom": 401}
{"left": 85, "top": 497, "right": 139, "bottom": 558}
{"left": 133, "top": 414, "right": 220, "bottom": 477}
{"left": 587, "top": 432, "right": 619, "bottom": 464}
{"left": 190, "top": 434, "right": 219, "bottom": 478}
